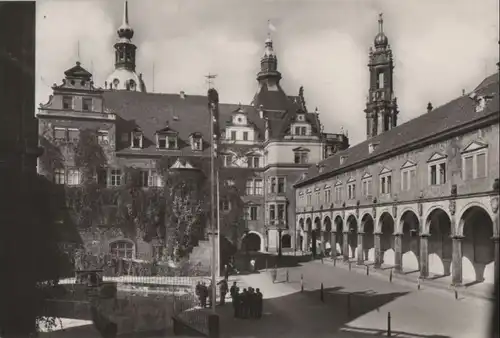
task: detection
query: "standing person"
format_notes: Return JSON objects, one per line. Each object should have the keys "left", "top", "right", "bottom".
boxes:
{"left": 232, "top": 288, "right": 240, "bottom": 318}
{"left": 271, "top": 265, "right": 277, "bottom": 283}
{"left": 240, "top": 288, "right": 248, "bottom": 319}
{"left": 195, "top": 282, "right": 202, "bottom": 307}
{"left": 256, "top": 288, "right": 263, "bottom": 319}
{"left": 207, "top": 282, "right": 214, "bottom": 308}
{"left": 230, "top": 281, "right": 237, "bottom": 299}
{"left": 250, "top": 258, "right": 256, "bottom": 273}
{"left": 248, "top": 287, "right": 256, "bottom": 318}
{"left": 200, "top": 282, "right": 208, "bottom": 308}
{"left": 218, "top": 279, "right": 228, "bottom": 305}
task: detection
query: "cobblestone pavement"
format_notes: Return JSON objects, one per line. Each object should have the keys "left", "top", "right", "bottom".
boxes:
{"left": 217, "top": 260, "right": 493, "bottom": 338}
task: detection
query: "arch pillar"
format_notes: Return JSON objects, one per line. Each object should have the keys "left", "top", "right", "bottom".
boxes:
{"left": 493, "top": 236, "right": 499, "bottom": 284}
{"left": 420, "top": 233, "right": 430, "bottom": 278}
{"left": 357, "top": 231, "right": 365, "bottom": 265}
{"left": 374, "top": 232, "right": 382, "bottom": 268}
{"left": 451, "top": 235, "right": 464, "bottom": 286}
{"left": 330, "top": 231, "right": 336, "bottom": 259}
{"left": 342, "top": 231, "right": 349, "bottom": 261}
{"left": 394, "top": 233, "right": 403, "bottom": 273}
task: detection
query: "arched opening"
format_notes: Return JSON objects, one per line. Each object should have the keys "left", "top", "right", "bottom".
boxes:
{"left": 312, "top": 217, "right": 321, "bottom": 257}
{"left": 282, "top": 234, "right": 292, "bottom": 249}
{"left": 361, "top": 214, "right": 375, "bottom": 262}
{"left": 427, "top": 208, "right": 452, "bottom": 277}
{"left": 334, "top": 216, "right": 343, "bottom": 257}
{"left": 401, "top": 210, "right": 420, "bottom": 272}
{"left": 305, "top": 218, "right": 312, "bottom": 252}
{"left": 242, "top": 232, "right": 261, "bottom": 252}
{"left": 461, "top": 206, "right": 495, "bottom": 284}
{"left": 379, "top": 212, "right": 395, "bottom": 266}
{"left": 324, "top": 217, "right": 332, "bottom": 256}
{"left": 347, "top": 215, "right": 358, "bottom": 259}
{"left": 110, "top": 240, "right": 134, "bottom": 259}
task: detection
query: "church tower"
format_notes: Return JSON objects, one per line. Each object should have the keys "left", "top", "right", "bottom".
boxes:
{"left": 105, "top": 1, "right": 146, "bottom": 92}
{"left": 364, "top": 13, "right": 398, "bottom": 139}
{"left": 251, "top": 33, "right": 289, "bottom": 111}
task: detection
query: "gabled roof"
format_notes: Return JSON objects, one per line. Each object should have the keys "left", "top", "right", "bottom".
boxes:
{"left": 64, "top": 61, "right": 92, "bottom": 80}
{"left": 295, "top": 72, "right": 499, "bottom": 187}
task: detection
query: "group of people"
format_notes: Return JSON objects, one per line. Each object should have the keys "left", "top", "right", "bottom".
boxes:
{"left": 229, "top": 282, "right": 263, "bottom": 319}
{"left": 195, "top": 281, "right": 214, "bottom": 308}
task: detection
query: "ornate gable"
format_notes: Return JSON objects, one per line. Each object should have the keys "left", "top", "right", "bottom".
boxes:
{"left": 379, "top": 167, "right": 392, "bottom": 175}
{"left": 461, "top": 140, "right": 488, "bottom": 154}
{"left": 427, "top": 152, "right": 447, "bottom": 163}
{"left": 361, "top": 172, "right": 372, "bottom": 180}
{"left": 401, "top": 160, "right": 416, "bottom": 169}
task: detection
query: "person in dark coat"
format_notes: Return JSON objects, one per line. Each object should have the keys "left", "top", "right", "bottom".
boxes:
{"left": 240, "top": 288, "right": 249, "bottom": 319}
{"left": 195, "top": 282, "right": 202, "bottom": 307}
{"left": 248, "top": 287, "right": 256, "bottom": 318}
{"left": 232, "top": 288, "right": 240, "bottom": 318}
{"left": 207, "top": 282, "right": 214, "bottom": 308}
{"left": 200, "top": 282, "right": 208, "bottom": 308}
{"left": 256, "top": 288, "right": 263, "bottom": 319}
{"left": 218, "top": 279, "right": 228, "bottom": 305}
{"left": 230, "top": 281, "right": 238, "bottom": 298}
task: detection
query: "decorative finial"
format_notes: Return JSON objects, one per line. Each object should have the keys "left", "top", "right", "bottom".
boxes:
{"left": 123, "top": 1, "right": 129, "bottom": 25}
{"left": 427, "top": 102, "right": 433, "bottom": 113}
{"left": 378, "top": 13, "right": 384, "bottom": 33}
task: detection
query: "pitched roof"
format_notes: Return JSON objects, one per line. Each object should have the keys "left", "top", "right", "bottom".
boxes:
{"left": 295, "top": 72, "right": 500, "bottom": 187}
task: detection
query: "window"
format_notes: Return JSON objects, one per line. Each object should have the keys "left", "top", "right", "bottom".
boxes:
{"left": 97, "top": 130, "right": 109, "bottom": 144}
{"left": 270, "top": 177, "right": 277, "bottom": 193}
{"left": 223, "top": 155, "right": 233, "bottom": 167}
{"left": 111, "top": 169, "right": 122, "bottom": 186}
{"left": 247, "top": 156, "right": 260, "bottom": 168}
{"left": 167, "top": 136, "right": 177, "bottom": 149}
{"left": 246, "top": 205, "right": 259, "bottom": 221}
{"left": 277, "top": 204, "right": 285, "bottom": 220}
{"left": 429, "top": 162, "right": 446, "bottom": 185}
{"left": 67, "top": 169, "right": 80, "bottom": 186}
{"left": 255, "top": 179, "right": 263, "bottom": 195}
{"left": 380, "top": 175, "right": 392, "bottom": 194}
{"left": 361, "top": 178, "right": 372, "bottom": 197}
{"left": 294, "top": 152, "right": 308, "bottom": 164}
{"left": 462, "top": 151, "right": 487, "bottom": 180}
{"left": 220, "top": 200, "right": 231, "bottom": 212}
{"left": 243, "top": 132, "right": 248, "bottom": 141}
{"left": 378, "top": 72, "right": 384, "bottom": 89}
{"left": 315, "top": 191, "right": 321, "bottom": 204}
{"left": 335, "top": 186, "right": 343, "bottom": 202}
{"left": 110, "top": 241, "right": 134, "bottom": 259}
{"left": 347, "top": 182, "right": 356, "bottom": 200}
{"left": 277, "top": 177, "right": 285, "bottom": 193}
{"left": 246, "top": 180, "right": 254, "bottom": 195}
{"left": 192, "top": 137, "right": 202, "bottom": 151}
{"left": 68, "top": 129, "right": 79, "bottom": 143}
{"left": 231, "top": 131, "right": 237, "bottom": 140}
{"left": 54, "top": 128, "right": 66, "bottom": 141}
{"left": 324, "top": 188, "right": 332, "bottom": 204}
{"left": 149, "top": 171, "right": 162, "bottom": 187}
{"left": 401, "top": 168, "right": 416, "bottom": 191}
{"left": 62, "top": 96, "right": 73, "bottom": 109}
{"left": 301, "top": 127, "right": 306, "bottom": 136}
{"left": 306, "top": 193, "right": 312, "bottom": 205}
{"left": 140, "top": 171, "right": 149, "bottom": 187}
{"left": 295, "top": 126, "right": 300, "bottom": 135}
{"left": 225, "top": 179, "right": 235, "bottom": 187}
{"left": 82, "top": 98, "right": 92, "bottom": 111}
{"left": 269, "top": 205, "right": 276, "bottom": 220}
{"left": 131, "top": 132, "right": 142, "bottom": 148}
{"left": 54, "top": 168, "right": 65, "bottom": 185}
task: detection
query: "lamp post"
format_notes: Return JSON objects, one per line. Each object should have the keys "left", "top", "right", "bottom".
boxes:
{"left": 243, "top": 205, "right": 250, "bottom": 270}
{"left": 277, "top": 222, "right": 283, "bottom": 258}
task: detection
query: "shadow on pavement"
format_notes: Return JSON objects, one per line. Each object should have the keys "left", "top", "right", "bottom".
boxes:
{"left": 339, "top": 325, "right": 450, "bottom": 337}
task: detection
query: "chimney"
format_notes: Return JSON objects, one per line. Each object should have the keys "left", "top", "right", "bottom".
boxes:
{"left": 427, "top": 102, "right": 433, "bottom": 113}
{"left": 180, "top": 91, "right": 186, "bottom": 99}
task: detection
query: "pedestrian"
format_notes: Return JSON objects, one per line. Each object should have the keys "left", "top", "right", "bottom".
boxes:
{"left": 250, "top": 258, "right": 256, "bottom": 272}
{"left": 195, "top": 282, "right": 202, "bottom": 307}
{"left": 256, "top": 288, "right": 263, "bottom": 319}
{"left": 200, "top": 282, "right": 207, "bottom": 308}
{"left": 248, "top": 287, "right": 256, "bottom": 318}
{"left": 232, "top": 289, "right": 240, "bottom": 318}
{"left": 218, "top": 279, "right": 228, "bottom": 305}
{"left": 271, "top": 265, "right": 277, "bottom": 283}
{"left": 208, "top": 282, "right": 214, "bottom": 308}
{"left": 241, "top": 288, "right": 248, "bottom": 319}
{"left": 230, "top": 281, "right": 237, "bottom": 298}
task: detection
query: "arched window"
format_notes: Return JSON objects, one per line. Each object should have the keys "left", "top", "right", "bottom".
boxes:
{"left": 129, "top": 79, "right": 136, "bottom": 91}
{"left": 113, "top": 78, "right": 120, "bottom": 89}
{"left": 110, "top": 240, "right": 134, "bottom": 259}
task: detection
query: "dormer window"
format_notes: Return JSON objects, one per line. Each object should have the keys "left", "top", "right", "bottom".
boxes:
{"left": 294, "top": 126, "right": 307, "bottom": 136}
{"left": 190, "top": 133, "right": 203, "bottom": 151}
{"left": 82, "top": 97, "right": 92, "bottom": 111}
{"left": 131, "top": 131, "right": 143, "bottom": 148}
{"left": 62, "top": 96, "right": 73, "bottom": 110}
{"left": 156, "top": 126, "right": 178, "bottom": 150}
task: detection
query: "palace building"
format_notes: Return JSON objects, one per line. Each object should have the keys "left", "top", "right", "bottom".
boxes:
{"left": 36, "top": 1, "right": 348, "bottom": 261}
{"left": 293, "top": 14, "right": 499, "bottom": 286}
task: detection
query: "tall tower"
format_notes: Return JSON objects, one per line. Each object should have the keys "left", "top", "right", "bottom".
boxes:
{"left": 364, "top": 13, "right": 398, "bottom": 139}
{"left": 251, "top": 33, "right": 289, "bottom": 111}
{"left": 105, "top": 1, "right": 146, "bottom": 92}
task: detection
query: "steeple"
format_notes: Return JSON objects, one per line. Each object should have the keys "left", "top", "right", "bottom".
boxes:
{"left": 105, "top": 1, "right": 146, "bottom": 92}
{"left": 258, "top": 34, "right": 281, "bottom": 82}
{"left": 364, "top": 13, "right": 398, "bottom": 139}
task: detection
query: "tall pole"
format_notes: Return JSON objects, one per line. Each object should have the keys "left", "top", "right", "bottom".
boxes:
{"left": 216, "top": 170, "right": 221, "bottom": 279}
{"left": 210, "top": 101, "right": 217, "bottom": 313}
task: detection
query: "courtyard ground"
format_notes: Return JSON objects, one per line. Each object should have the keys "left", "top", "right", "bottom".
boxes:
{"left": 216, "top": 260, "right": 493, "bottom": 338}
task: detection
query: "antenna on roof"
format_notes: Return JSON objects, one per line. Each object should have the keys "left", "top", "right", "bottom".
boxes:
{"left": 205, "top": 73, "right": 217, "bottom": 90}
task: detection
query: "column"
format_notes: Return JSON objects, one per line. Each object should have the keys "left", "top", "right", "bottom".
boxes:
{"left": 321, "top": 231, "right": 326, "bottom": 256}
{"left": 394, "top": 233, "right": 403, "bottom": 273}
{"left": 303, "top": 231, "right": 308, "bottom": 252}
{"left": 493, "top": 236, "right": 499, "bottom": 284}
{"left": 451, "top": 235, "right": 464, "bottom": 286}
{"left": 374, "top": 232, "right": 382, "bottom": 268}
{"left": 343, "top": 232, "right": 349, "bottom": 261}
{"left": 419, "top": 234, "right": 429, "bottom": 279}
{"left": 331, "top": 232, "right": 337, "bottom": 259}
{"left": 357, "top": 232, "right": 365, "bottom": 265}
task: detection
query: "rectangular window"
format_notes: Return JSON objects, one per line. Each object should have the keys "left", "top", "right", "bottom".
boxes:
{"left": 464, "top": 156, "right": 474, "bottom": 181}
{"left": 54, "top": 168, "right": 65, "bottom": 185}
{"left": 362, "top": 179, "right": 372, "bottom": 197}
{"left": 54, "top": 128, "right": 66, "bottom": 141}
{"left": 97, "top": 130, "right": 109, "bottom": 144}
{"left": 380, "top": 175, "right": 392, "bottom": 195}
{"left": 439, "top": 163, "right": 446, "bottom": 184}
{"left": 243, "top": 132, "right": 248, "bottom": 141}
{"left": 476, "top": 153, "right": 486, "bottom": 178}
{"left": 111, "top": 169, "right": 122, "bottom": 186}
{"left": 429, "top": 162, "right": 446, "bottom": 185}
{"left": 231, "top": 131, "right": 237, "bottom": 140}
{"left": 306, "top": 193, "right": 312, "bottom": 205}
{"left": 246, "top": 180, "right": 254, "bottom": 195}
{"left": 140, "top": 171, "right": 149, "bottom": 187}
{"left": 347, "top": 183, "right": 356, "bottom": 199}
{"left": 430, "top": 165, "right": 437, "bottom": 185}
{"left": 295, "top": 126, "right": 300, "bottom": 135}
{"left": 294, "top": 152, "right": 308, "bottom": 164}
{"left": 301, "top": 127, "right": 306, "bottom": 136}
{"left": 192, "top": 137, "right": 202, "bottom": 150}
{"left": 269, "top": 205, "right": 276, "bottom": 220}
{"left": 82, "top": 98, "right": 92, "bottom": 111}
{"left": 167, "top": 136, "right": 177, "bottom": 149}
{"left": 62, "top": 96, "right": 73, "bottom": 109}
{"left": 67, "top": 169, "right": 80, "bottom": 186}
{"left": 324, "top": 189, "right": 331, "bottom": 204}
{"left": 270, "top": 178, "right": 277, "bottom": 193}
{"left": 158, "top": 136, "right": 167, "bottom": 149}
{"left": 277, "top": 204, "right": 285, "bottom": 220}
{"left": 253, "top": 157, "right": 260, "bottom": 168}
{"left": 378, "top": 72, "right": 384, "bottom": 89}
{"left": 132, "top": 132, "right": 142, "bottom": 148}
{"left": 149, "top": 171, "right": 161, "bottom": 187}
{"left": 255, "top": 179, "right": 263, "bottom": 195}
{"left": 68, "top": 129, "right": 79, "bottom": 143}
{"left": 224, "top": 155, "right": 233, "bottom": 167}
{"left": 277, "top": 177, "right": 285, "bottom": 193}
{"left": 401, "top": 171, "right": 409, "bottom": 191}
{"left": 335, "top": 186, "right": 343, "bottom": 202}
{"left": 249, "top": 206, "right": 258, "bottom": 221}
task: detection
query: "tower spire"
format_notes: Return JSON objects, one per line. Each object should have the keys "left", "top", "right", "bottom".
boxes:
{"left": 123, "top": 0, "right": 129, "bottom": 26}
{"left": 378, "top": 13, "right": 384, "bottom": 33}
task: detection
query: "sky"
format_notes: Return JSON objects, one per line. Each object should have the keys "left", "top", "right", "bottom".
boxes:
{"left": 36, "top": 0, "right": 499, "bottom": 145}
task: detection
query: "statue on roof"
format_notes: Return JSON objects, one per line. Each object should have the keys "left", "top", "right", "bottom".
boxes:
{"left": 298, "top": 86, "right": 307, "bottom": 112}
